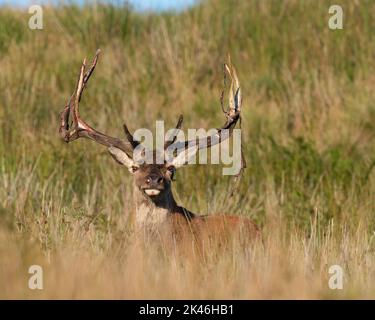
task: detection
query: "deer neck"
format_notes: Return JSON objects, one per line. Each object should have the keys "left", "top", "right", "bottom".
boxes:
{"left": 133, "top": 185, "right": 178, "bottom": 230}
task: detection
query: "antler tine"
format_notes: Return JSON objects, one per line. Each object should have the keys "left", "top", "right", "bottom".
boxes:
{"left": 71, "top": 57, "right": 86, "bottom": 129}
{"left": 164, "top": 115, "right": 184, "bottom": 150}
{"left": 59, "top": 50, "right": 135, "bottom": 157}
{"left": 123, "top": 123, "right": 139, "bottom": 149}
{"left": 81, "top": 49, "right": 100, "bottom": 94}
{"left": 225, "top": 54, "right": 241, "bottom": 117}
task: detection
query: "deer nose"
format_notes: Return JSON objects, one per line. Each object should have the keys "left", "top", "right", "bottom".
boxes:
{"left": 146, "top": 174, "right": 164, "bottom": 185}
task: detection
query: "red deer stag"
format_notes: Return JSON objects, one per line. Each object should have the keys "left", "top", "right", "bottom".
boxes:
{"left": 59, "top": 50, "right": 260, "bottom": 248}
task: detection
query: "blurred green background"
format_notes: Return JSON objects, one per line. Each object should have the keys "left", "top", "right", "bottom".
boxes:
{"left": 0, "top": 0, "right": 374, "bottom": 241}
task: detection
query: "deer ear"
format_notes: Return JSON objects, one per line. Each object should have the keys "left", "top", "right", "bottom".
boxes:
{"left": 108, "top": 146, "right": 136, "bottom": 172}
{"left": 171, "top": 145, "right": 198, "bottom": 168}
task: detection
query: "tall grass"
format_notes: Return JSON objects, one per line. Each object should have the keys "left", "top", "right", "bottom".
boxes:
{"left": 0, "top": 0, "right": 374, "bottom": 299}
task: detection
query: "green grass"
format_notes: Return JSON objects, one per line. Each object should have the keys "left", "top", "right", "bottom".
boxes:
{"left": 0, "top": 0, "right": 374, "bottom": 298}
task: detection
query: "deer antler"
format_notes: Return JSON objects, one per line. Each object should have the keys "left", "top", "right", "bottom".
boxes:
{"left": 166, "top": 55, "right": 244, "bottom": 162}
{"left": 59, "top": 50, "right": 135, "bottom": 157}
{"left": 164, "top": 115, "right": 184, "bottom": 150}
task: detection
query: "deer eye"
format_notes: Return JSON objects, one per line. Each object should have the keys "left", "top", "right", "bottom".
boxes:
{"left": 167, "top": 166, "right": 175, "bottom": 173}
{"left": 131, "top": 166, "right": 139, "bottom": 173}
{"left": 166, "top": 166, "right": 176, "bottom": 179}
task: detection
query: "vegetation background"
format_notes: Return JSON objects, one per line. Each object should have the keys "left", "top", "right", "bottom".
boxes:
{"left": 0, "top": 0, "right": 374, "bottom": 299}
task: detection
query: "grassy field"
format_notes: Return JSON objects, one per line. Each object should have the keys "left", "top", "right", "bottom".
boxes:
{"left": 0, "top": 0, "right": 375, "bottom": 299}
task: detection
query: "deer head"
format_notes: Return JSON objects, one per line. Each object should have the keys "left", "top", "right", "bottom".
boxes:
{"left": 59, "top": 50, "right": 243, "bottom": 214}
